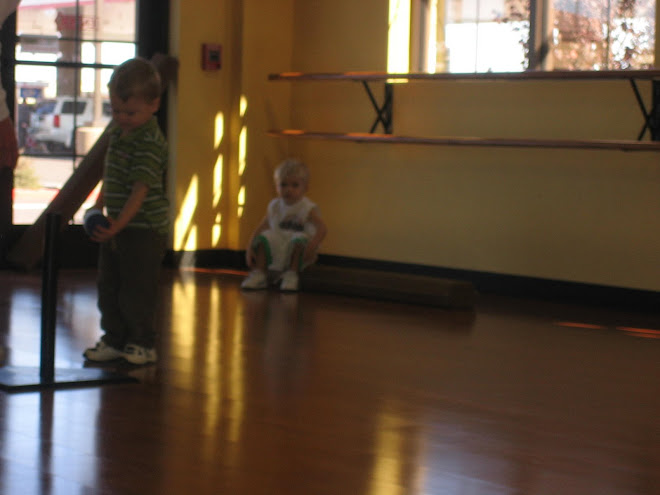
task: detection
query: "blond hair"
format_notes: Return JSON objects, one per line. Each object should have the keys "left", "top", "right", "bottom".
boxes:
{"left": 274, "top": 158, "right": 309, "bottom": 184}
{"left": 108, "top": 57, "right": 161, "bottom": 102}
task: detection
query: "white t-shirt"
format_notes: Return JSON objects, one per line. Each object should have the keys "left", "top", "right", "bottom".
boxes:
{"left": 0, "top": 1, "right": 21, "bottom": 121}
{"left": 267, "top": 196, "right": 318, "bottom": 238}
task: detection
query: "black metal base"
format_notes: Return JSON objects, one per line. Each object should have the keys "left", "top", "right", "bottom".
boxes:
{"left": 0, "top": 366, "right": 139, "bottom": 393}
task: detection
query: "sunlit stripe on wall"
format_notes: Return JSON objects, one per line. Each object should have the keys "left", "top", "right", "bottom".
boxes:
{"left": 236, "top": 95, "right": 248, "bottom": 220}
{"left": 212, "top": 213, "right": 222, "bottom": 246}
{"left": 238, "top": 125, "right": 247, "bottom": 176}
{"left": 240, "top": 95, "right": 248, "bottom": 117}
{"left": 174, "top": 175, "right": 199, "bottom": 251}
{"left": 214, "top": 111, "right": 224, "bottom": 149}
{"left": 237, "top": 185, "right": 245, "bottom": 219}
{"left": 213, "top": 112, "right": 224, "bottom": 245}
{"left": 213, "top": 153, "right": 223, "bottom": 208}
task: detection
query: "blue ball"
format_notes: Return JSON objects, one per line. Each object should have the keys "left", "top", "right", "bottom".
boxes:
{"left": 83, "top": 208, "right": 110, "bottom": 236}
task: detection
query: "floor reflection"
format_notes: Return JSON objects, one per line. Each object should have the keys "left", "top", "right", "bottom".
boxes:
{"left": 0, "top": 268, "right": 657, "bottom": 494}
{"left": 241, "top": 290, "right": 311, "bottom": 400}
{"left": 0, "top": 271, "right": 101, "bottom": 368}
{"left": 0, "top": 390, "right": 101, "bottom": 495}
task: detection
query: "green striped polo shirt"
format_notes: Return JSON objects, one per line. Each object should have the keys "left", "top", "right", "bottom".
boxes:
{"left": 103, "top": 117, "right": 169, "bottom": 234}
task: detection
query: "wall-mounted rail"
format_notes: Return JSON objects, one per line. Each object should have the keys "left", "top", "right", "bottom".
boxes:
{"left": 268, "top": 70, "right": 660, "bottom": 148}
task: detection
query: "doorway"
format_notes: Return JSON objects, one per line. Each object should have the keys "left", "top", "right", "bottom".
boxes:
{"left": 1, "top": 0, "right": 169, "bottom": 266}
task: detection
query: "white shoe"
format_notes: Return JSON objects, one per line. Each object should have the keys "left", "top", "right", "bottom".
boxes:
{"left": 279, "top": 270, "right": 299, "bottom": 291}
{"left": 83, "top": 341, "right": 124, "bottom": 362}
{"left": 241, "top": 270, "right": 267, "bottom": 290}
{"left": 123, "top": 344, "right": 157, "bottom": 365}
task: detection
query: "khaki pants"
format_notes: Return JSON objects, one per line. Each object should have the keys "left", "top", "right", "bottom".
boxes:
{"left": 97, "top": 228, "right": 167, "bottom": 349}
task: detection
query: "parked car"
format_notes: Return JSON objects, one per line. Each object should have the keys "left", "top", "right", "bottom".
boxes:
{"left": 28, "top": 96, "right": 111, "bottom": 151}
{"left": 28, "top": 99, "right": 56, "bottom": 129}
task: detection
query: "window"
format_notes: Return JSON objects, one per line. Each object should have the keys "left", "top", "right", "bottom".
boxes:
{"left": 412, "top": 0, "right": 655, "bottom": 72}
{"left": 13, "top": 0, "right": 137, "bottom": 224}
{"left": 61, "top": 100, "right": 87, "bottom": 114}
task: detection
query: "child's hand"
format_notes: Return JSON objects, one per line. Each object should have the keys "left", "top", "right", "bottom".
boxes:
{"left": 90, "top": 216, "right": 118, "bottom": 243}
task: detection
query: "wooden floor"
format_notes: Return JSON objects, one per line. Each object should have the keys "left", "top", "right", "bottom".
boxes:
{"left": 0, "top": 267, "right": 658, "bottom": 495}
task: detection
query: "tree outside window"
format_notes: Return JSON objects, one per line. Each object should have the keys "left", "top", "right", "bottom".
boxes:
{"left": 415, "top": 0, "right": 655, "bottom": 72}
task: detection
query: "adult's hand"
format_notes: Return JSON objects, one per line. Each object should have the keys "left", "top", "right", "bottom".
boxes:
{"left": 0, "top": 117, "right": 18, "bottom": 169}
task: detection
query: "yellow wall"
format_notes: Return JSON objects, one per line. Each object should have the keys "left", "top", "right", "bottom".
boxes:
{"left": 170, "top": 0, "right": 293, "bottom": 255}
{"left": 172, "top": 0, "right": 660, "bottom": 292}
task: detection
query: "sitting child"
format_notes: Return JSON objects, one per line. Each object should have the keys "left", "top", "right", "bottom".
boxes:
{"left": 241, "top": 158, "right": 327, "bottom": 291}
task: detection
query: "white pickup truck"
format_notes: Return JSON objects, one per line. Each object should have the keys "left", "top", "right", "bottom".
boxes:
{"left": 28, "top": 96, "right": 111, "bottom": 152}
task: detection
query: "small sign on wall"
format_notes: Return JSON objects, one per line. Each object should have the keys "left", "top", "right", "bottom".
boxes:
{"left": 202, "top": 43, "right": 222, "bottom": 71}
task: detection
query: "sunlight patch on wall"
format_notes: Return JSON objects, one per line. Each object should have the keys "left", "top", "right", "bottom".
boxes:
{"left": 237, "top": 120, "right": 248, "bottom": 218}
{"left": 236, "top": 95, "right": 249, "bottom": 219}
{"left": 240, "top": 95, "right": 248, "bottom": 117}
{"left": 215, "top": 111, "right": 225, "bottom": 149}
{"left": 388, "top": 0, "right": 411, "bottom": 73}
{"left": 175, "top": 175, "right": 199, "bottom": 251}
{"left": 214, "top": 154, "right": 224, "bottom": 208}
{"left": 237, "top": 185, "right": 245, "bottom": 218}
{"left": 212, "top": 213, "right": 222, "bottom": 246}
{"left": 238, "top": 125, "right": 247, "bottom": 176}
{"left": 212, "top": 112, "right": 225, "bottom": 247}
{"left": 212, "top": 151, "right": 223, "bottom": 246}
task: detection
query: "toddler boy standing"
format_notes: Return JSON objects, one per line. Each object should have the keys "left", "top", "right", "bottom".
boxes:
{"left": 83, "top": 57, "right": 169, "bottom": 365}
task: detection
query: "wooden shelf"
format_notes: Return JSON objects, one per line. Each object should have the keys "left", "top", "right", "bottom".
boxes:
{"left": 268, "top": 130, "right": 660, "bottom": 152}
{"left": 269, "top": 69, "right": 660, "bottom": 82}
{"left": 268, "top": 69, "right": 660, "bottom": 146}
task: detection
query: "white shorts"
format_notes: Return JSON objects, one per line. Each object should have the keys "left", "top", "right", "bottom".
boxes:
{"left": 254, "top": 229, "right": 316, "bottom": 272}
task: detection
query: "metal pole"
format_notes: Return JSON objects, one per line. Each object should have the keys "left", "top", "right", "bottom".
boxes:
{"left": 652, "top": 80, "right": 660, "bottom": 141}
{"left": 40, "top": 213, "right": 61, "bottom": 383}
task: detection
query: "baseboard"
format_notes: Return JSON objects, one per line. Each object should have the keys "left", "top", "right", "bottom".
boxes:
{"left": 164, "top": 248, "right": 244, "bottom": 270}
{"left": 317, "top": 255, "right": 660, "bottom": 312}
{"left": 170, "top": 250, "right": 660, "bottom": 312}
{"left": 301, "top": 263, "right": 476, "bottom": 309}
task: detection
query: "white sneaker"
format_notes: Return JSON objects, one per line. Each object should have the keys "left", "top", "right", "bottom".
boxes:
{"left": 123, "top": 344, "right": 158, "bottom": 365}
{"left": 83, "top": 341, "right": 124, "bottom": 362}
{"left": 280, "top": 270, "right": 299, "bottom": 291}
{"left": 241, "top": 270, "right": 267, "bottom": 290}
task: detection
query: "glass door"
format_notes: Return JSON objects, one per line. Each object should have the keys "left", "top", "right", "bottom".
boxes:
{"left": 14, "top": 0, "right": 137, "bottom": 225}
